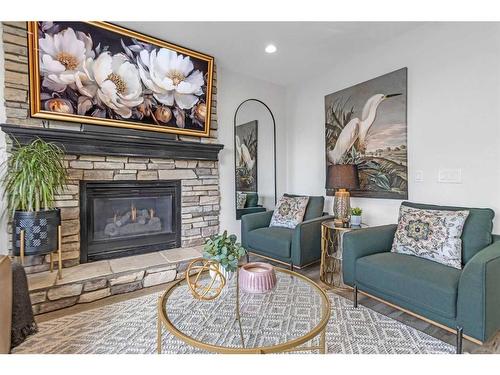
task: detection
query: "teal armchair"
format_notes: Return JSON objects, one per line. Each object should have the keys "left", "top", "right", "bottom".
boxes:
{"left": 457, "top": 238, "right": 500, "bottom": 343}
{"left": 342, "top": 201, "right": 499, "bottom": 353}
{"left": 236, "top": 192, "right": 266, "bottom": 220}
{"left": 241, "top": 195, "right": 332, "bottom": 269}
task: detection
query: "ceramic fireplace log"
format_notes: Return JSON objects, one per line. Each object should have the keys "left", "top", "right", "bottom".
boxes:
{"left": 104, "top": 217, "right": 162, "bottom": 237}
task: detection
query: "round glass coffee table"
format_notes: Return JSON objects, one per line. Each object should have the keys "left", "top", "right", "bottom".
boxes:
{"left": 157, "top": 267, "right": 330, "bottom": 354}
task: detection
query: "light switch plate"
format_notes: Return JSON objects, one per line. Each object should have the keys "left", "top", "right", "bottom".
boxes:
{"left": 438, "top": 168, "right": 462, "bottom": 184}
{"left": 415, "top": 170, "right": 424, "bottom": 182}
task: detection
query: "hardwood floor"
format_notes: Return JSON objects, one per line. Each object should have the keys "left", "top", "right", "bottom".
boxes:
{"left": 36, "top": 253, "right": 484, "bottom": 353}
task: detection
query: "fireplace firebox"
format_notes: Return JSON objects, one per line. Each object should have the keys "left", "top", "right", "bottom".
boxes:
{"left": 80, "top": 180, "right": 181, "bottom": 263}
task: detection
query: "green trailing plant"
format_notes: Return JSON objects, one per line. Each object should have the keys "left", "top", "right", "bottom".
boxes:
{"left": 351, "top": 207, "right": 363, "bottom": 216}
{"left": 203, "top": 230, "right": 247, "bottom": 272}
{"left": 2, "top": 138, "right": 68, "bottom": 216}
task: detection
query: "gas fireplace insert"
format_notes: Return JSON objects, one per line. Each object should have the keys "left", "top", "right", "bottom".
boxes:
{"left": 79, "top": 180, "right": 181, "bottom": 263}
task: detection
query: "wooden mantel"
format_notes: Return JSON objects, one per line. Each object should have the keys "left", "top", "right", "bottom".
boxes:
{"left": 0, "top": 124, "right": 224, "bottom": 161}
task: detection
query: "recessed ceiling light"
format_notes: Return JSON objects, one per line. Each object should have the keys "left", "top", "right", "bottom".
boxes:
{"left": 265, "top": 44, "right": 277, "bottom": 54}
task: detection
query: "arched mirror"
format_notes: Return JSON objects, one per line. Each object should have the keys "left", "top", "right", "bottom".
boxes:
{"left": 234, "top": 99, "right": 276, "bottom": 220}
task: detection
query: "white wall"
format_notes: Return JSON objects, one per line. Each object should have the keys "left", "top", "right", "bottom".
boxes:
{"left": 2, "top": 23, "right": 498, "bottom": 249}
{"left": 217, "top": 66, "right": 286, "bottom": 237}
{"left": 286, "top": 23, "right": 500, "bottom": 232}
{"left": 0, "top": 23, "right": 8, "bottom": 254}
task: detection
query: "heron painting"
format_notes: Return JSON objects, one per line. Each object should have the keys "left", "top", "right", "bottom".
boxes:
{"left": 235, "top": 120, "right": 258, "bottom": 192}
{"left": 325, "top": 68, "right": 408, "bottom": 199}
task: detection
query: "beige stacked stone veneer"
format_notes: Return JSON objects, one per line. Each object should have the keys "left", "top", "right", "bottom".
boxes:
{"left": 27, "top": 247, "right": 202, "bottom": 315}
{"left": 1, "top": 22, "right": 221, "bottom": 274}
{"left": 15, "top": 155, "right": 220, "bottom": 274}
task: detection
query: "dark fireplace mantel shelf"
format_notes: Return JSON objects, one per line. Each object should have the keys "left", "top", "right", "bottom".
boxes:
{"left": 0, "top": 124, "right": 224, "bottom": 161}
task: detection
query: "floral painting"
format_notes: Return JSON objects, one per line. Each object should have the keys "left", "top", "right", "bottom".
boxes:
{"left": 235, "top": 120, "right": 258, "bottom": 192}
{"left": 325, "top": 68, "right": 408, "bottom": 199}
{"left": 27, "top": 22, "right": 214, "bottom": 137}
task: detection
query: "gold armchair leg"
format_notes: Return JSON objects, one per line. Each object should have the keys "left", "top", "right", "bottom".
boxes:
{"left": 50, "top": 253, "right": 54, "bottom": 273}
{"left": 20, "top": 229, "right": 25, "bottom": 265}
{"left": 57, "top": 225, "right": 62, "bottom": 280}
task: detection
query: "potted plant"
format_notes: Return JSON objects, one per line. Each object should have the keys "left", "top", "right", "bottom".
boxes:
{"left": 351, "top": 207, "right": 363, "bottom": 226}
{"left": 203, "top": 230, "right": 247, "bottom": 281}
{"left": 2, "top": 138, "right": 68, "bottom": 261}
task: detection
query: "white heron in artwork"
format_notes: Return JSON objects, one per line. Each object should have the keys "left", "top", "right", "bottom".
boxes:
{"left": 235, "top": 135, "right": 255, "bottom": 171}
{"left": 327, "top": 93, "right": 401, "bottom": 164}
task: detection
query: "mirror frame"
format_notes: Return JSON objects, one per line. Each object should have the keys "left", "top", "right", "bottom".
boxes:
{"left": 233, "top": 99, "right": 277, "bottom": 218}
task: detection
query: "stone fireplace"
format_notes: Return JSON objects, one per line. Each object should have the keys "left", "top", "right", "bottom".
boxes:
{"left": 0, "top": 21, "right": 222, "bottom": 273}
{"left": 0, "top": 128, "right": 223, "bottom": 313}
{"left": 0, "top": 21, "right": 224, "bottom": 313}
{"left": 0, "top": 127, "right": 223, "bottom": 274}
{"left": 80, "top": 180, "right": 182, "bottom": 263}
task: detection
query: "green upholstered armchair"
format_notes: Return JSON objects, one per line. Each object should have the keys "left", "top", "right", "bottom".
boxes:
{"left": 241, "top": 195, "right": 332, "bottom": 269}
{"left": 342, "top": 201, "right": 499, "bottom": 352}
{"left": 236, "top": 192, "right": 266, "bottom": 220}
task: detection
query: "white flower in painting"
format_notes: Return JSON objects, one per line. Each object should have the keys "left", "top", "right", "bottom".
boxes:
{"left": 38, "top": 27, "right": 93, "bottom": 92}
{"left": 75, "top": 52, "right": 143, "bottom": 118}
{"left": 138, "top": 48, "right": 204, "bottom": 110}
{"left": 235, "top": 136, "right": 255, "bottom": 171}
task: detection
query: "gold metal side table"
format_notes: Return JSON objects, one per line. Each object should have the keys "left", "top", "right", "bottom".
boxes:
{"left": 320, "top": 220, "right": 367, "bottom": 289}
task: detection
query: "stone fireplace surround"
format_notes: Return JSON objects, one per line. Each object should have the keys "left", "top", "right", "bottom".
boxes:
{"left": 0, "top": 21, "right": 223, "bottom": 313}
{"left": 0, "top": 125, "right": 224, "bottom": 314}
{"left": 1, "top": 125, "right": 222, "bottom": 274}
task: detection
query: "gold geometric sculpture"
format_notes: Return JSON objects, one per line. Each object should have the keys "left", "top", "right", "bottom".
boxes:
{"left": 186, "top": 258, "right": 226, "bottom": 301}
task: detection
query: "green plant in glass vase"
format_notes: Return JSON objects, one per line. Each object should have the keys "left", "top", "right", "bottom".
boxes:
{"left": 203, "top": 230, "right": 247, "bottom": 279}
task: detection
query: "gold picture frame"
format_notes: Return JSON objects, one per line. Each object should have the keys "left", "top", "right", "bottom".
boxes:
{"left": 28, "top": 21, "right": 214, "bottom": 137}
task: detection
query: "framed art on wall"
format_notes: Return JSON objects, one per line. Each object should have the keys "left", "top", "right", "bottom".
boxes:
{"left": 235, "top": 120, "right": 258, "bottom": 192}
{"left": 27, "top": 21, "right": 214, "bottom": 137}
{"left": 325, "top": 67, "right": 408, "bottom": 199}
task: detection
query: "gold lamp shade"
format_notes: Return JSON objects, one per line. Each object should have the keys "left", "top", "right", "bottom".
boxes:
{"left": 327, "top": 164, "right": 359, "bottom": 226}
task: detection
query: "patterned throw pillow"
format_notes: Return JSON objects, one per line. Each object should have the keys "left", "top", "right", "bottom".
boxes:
{"left": 270, "top": 195, "right": 310, "bottom": 229}
{"left": 391, "top": 205, "right": 470, "bottom": 269}
{"left": 236, "top": 192, "right": 247, "bottom": 209}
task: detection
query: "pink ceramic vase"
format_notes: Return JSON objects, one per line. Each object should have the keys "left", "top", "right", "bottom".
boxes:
{"left": 239, "top": 262, "right": 277, "bottom": 293}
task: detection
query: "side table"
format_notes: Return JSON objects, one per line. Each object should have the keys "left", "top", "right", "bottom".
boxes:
{"left": 320, "top": 220, "right": 368, "bottom": 289}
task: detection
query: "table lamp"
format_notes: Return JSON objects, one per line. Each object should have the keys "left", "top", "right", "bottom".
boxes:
{"left": 327, "top": 164, "right": 359, "bottom": 226}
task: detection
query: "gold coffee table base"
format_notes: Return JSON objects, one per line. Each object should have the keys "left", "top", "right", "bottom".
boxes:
{"left": 157, "top": 268, "right": 330, "bottom": 354}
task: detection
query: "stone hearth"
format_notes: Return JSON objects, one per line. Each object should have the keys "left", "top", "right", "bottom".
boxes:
{"left": 28, "top": 246, "right": 203, "bottom": 315}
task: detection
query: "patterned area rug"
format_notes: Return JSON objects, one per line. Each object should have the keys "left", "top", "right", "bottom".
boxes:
{"left": 12, "top": 291, "right": 454, "bottom": 354}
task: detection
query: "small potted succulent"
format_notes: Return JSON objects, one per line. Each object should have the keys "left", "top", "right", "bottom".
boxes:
{"left": 203, "top": 230, "right": 247, "bottom": 281}
{"left": 350, "top": 207, "right": 363, "bottom": 226}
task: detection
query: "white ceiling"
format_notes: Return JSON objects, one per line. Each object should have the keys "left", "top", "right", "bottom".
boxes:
{"left": 118, "top": 22, "right": 425, "bottom": 86}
